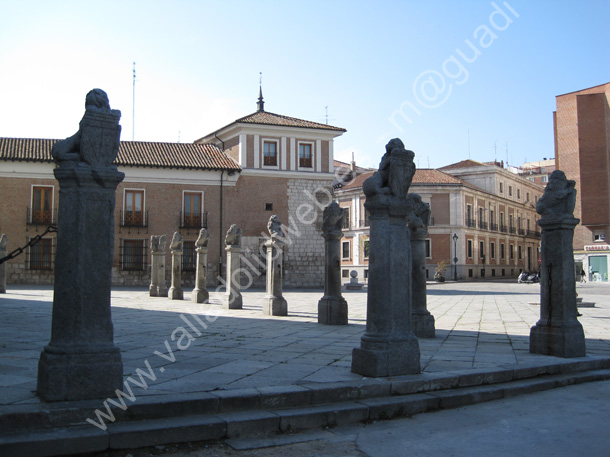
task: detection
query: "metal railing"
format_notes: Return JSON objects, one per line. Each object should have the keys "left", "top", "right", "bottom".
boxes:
{"left": 180, "top": 211, "right": 208, "bottom": 230}
{"left": 120, "top": 210, "right": 148, "bottom": 227}
{"left": 27, "top": 207, "right": 57, "bottom": 225}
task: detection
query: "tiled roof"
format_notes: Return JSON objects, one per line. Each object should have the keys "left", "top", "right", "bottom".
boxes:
{"left": 339, "top": 169, "right": 464, "bottom": 191}
{"left": 236, "top": 110, "right": 346, "bottom": 132}
{"left": 438, "top": 159, "right": 486, "bottom": 171}
{"left": 0, "top": 138, "right": 241, "bottom": 171}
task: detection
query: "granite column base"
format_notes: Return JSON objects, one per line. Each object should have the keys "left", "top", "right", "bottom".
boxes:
{"left": 318, "top": 295, "right": 348, "bottom": 325}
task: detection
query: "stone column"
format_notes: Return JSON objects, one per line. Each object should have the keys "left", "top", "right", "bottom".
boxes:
{"left": 224, "top": 224, "right": 243, "bottom": 309}
{"left": 193, "top": 228, "right": 210, "bottom": 304}
{"left": 408, "top": 194, "right": 435, "bottom": 338}
{"left": 264, "top": 215, "right": 288, "bottom": 316}
{"left": 38, "top": 89, "right": 124, "bottom": 401}
{"left": 530, "top": 171, "right": 585, "bottom": 357}
{"left": 168, "top": 231, "right": 184, "bottom": 300}
{"left": 318, "top": 202, "right": 348, "bottom": 324}
{"left": 0, "top": 234, "right": 7, "bottom": 294}
{"left": 149, "top": 234, "right": 168, "bottom": 297}
{"left": 352, "top": 138, "right": 420, "bottom": 377}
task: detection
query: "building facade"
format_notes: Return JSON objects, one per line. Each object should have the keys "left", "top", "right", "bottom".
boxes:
{"left": 554, "top": 82, "right": 610, "bottom": 281}
{"left": 336, "top": 159, "right": 544, "bottom": 282}
{"left": 0, "top": 92, "right": 346, "bottom": 288}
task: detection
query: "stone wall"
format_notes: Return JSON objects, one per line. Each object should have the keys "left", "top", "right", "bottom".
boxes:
{"left": 283, "top": 178, "right": 333, "bottom": 288}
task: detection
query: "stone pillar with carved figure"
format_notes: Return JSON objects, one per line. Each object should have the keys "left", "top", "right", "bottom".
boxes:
{"left": 351, "top": 139, "right": 421, "bottom": 377}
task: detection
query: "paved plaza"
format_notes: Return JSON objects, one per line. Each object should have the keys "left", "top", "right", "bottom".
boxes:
{"left": 1, "top": 280, "right": 610, "bottom": 406}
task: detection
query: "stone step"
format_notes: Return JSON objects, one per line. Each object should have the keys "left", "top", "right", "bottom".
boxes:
{"left": 2, "top": 360, "right": 610, "bottom": 456}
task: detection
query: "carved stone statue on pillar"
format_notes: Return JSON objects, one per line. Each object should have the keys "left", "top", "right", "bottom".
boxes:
{"left": 149, "top": 234, "right": 168, "bottom": 297}
{"left": 37, "top": 89, "right": 124, "bottom": 401}
{"left": 193, "top": 228, "right": 210, "bottom": 304}
{"left": 407, "top": 193, "right": 435, "bottom": 338}
{"left": 224, "top": 224, "right": 243, "bottom": 309}
{"left": 168, "top": 231, "right": 184, "bottom": 300}
{"left": 264, "top": 215, "right": 288, "bottom": 316}
{"left": 0, "top": 234, "right": 7, "bottom": 294}
{"left": 351, "top": 138, "right": 421, "bottom": 377}
{"left": 530, "top": 170, "right": 585, "bottom": 357}
{"left": 318, "top": 203, "right": 348, "bottom": 324}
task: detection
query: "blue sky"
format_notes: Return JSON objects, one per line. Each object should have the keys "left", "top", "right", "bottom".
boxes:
{"left": 1, "top": 0, "right": 608, "bottom": 169}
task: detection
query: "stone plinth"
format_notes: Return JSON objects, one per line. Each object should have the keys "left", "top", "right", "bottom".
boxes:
{"left": 149, "top": 235, "right": 168, "bottom": 297}
{"left": 409, "top": 225, "right": 435, "bottom": 338}
{"left": 318, "top": 202, "right": 347, "bottom": 324}
{"left": 530, "top": 216, "right": 585, "bottom": 357}
{"left": 351, "top": 194, "right": 421, "bottom": 377}
{"left": 0, "top": 234, "right": 7, "bottom": 293}
{"left": 38, "top": 167, "right": 124, "bottom": 401}
{"left": 224, "top": 245, "right": 243, "bottom": 309}
{"left": 263, "top": 239, "right": 288, "bottom": 316}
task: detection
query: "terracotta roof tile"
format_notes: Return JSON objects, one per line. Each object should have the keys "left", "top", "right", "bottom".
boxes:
{"left": 438, "top": 159, "right": 486, "bottom": 171}
{"left": 0, "top": 138, "right": 241, "bottom": 171}
{"left": 236, "top": 111, "right": 346, "bottom": 132}
{"left": 339, "top": 169, "right": 464, "bottom": 191}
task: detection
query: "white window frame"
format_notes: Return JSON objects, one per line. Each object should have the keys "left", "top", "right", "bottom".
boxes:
{"left": 297, "top": 141, "right": 314, "bottom": 170}
{"left": 342, "top": 240, "right": 351, "bottom": 260}
{"left": 123, "top": 188, "right": 146, "bottom": 225}
{"left": 262, "top": 138, "right": 280, "bottom": 170}
{"left": 425, "top": 239, "right": 432, "bottom": 259}
{"left": 30, "top": 184, "right": 55, "bottom": 224}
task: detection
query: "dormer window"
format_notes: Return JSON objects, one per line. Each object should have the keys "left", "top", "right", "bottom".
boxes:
{"left": 263, "top": 141, "right": 277, "bottom": 166}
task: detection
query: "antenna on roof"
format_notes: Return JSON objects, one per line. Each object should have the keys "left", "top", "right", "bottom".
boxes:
{"left": 132, "top": 62, "right": 136, "bottom": 141}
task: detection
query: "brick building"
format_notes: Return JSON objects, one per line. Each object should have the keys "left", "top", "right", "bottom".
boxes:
{"left": 336, "top": 159, "right": 544, "bottom": 281}
{"left": 0, "top": 91, "right": 346, "bottom": 288}
{"left": 554, "top": 82, "right": 610, "bottom": 281}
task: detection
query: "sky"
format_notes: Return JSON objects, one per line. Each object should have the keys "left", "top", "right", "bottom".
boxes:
{"left": 1, "top": 0, "right": 609, "bottom": 169}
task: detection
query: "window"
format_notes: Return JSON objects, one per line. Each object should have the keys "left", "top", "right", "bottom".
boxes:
{"left": 501, "top": 243, "right": 505, "bottom": 260}
{"left": 518, "top": 245, "right": 522, "bottom": 260}
{"left": 121, "top": 239, "right": 146, "bottom": 271}
{"left": 29, "top": 238, "right": 53, "bottom": 270}
{"left": 479, "top": 207, "right": 484, "bottom": 223}
{"left": 542, "top": 175, "right": 548, "bottom": 183}
{"left": 342, "top": 207, "right": 350, "bottom": 229}
{"left": 265, "top": 203, "right": 273, "bottom": 211}
{"left": 363, "top": 240, "right": 370, "bottom": 259}
{"left": 298, "top": 143, "right": 312, "bottom": 168}
{"left": 510, "top": 244, "right": 514, "bottom": 260}
{"left": 363, "top": 209, "right": 371, "bottom": 227}
{"left": 124, "top": 189, "right": 144, "bottom": 226}
{"left": 479, "top": 241, "right": 485, "bottom": 258}
{"left": 31, "top": 186, "right": 53, "bottom": 224}
{"left": 182, "top": 241, "right": 196, "bottom": 271}
{"left": 342, "top": 270, "right": 349, "bottom": 278}
{"left": 517, "top": 189, "right": 521, "bottom": 199}
{"left": 491, "top": 242, "right": 496, "bottom": 259}
{"left": 425, "top": 239, "right": 431, "bottom": 258}
{"left": 499, "top": 182, "right": 503, "bottom": 193}
{"left": 509, "top": 186, "right": 513, "bottom": 197}
{"left": 594, "top": 232, "right": 606, "bottom": 242}
{"left": 467, "top": 239, "right": 473, "bottom": 258}
{"left": 183, "top": 192, "right": 203, "bottom": 228}
{"left": 342, "top": 241, "right": 351, "bottom": 259}
{"left": 263, "top": 141, "right": 277, "bottom": 166}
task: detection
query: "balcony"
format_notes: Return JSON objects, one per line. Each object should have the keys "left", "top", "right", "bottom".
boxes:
{"left": 499, "top": 224, "right": 508, "bottom": 233}
{"left": 509, "top": 226, "right": 517, "bottom": 234}
{"left": 526, "top": 229, "right": 541, "bottom": 238}
{"left": 489, "top": 222, "right": 498, "bottom": 231}
{"left": 181, "top": 211, "right": 208, "bottom": 230}
{"left": 27, "top": 208, "right": 57, "bottom": 225}
{"left": 466, "top": 218, "right": 476, "bottom": 228}
{"left": 518, "top": 228, "right": 526, "bottom": 236}
{"left": 120, "top": 210, "right": 148, "bottom": 227}
{"left": 478, "top": 221, "right": 488, "bottom": 230}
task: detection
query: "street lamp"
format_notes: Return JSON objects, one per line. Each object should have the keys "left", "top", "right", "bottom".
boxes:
{"left": 452, "top": 233, "right": 458, "bottom": 281}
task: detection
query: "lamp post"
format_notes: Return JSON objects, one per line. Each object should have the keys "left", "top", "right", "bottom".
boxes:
{"left": 452, "top": 233, "right": 458, "bottom": 281}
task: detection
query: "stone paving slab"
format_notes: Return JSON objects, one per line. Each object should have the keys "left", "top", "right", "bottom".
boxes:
{"left": 1, "top": 281, "right": 610, "bottom": 406}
